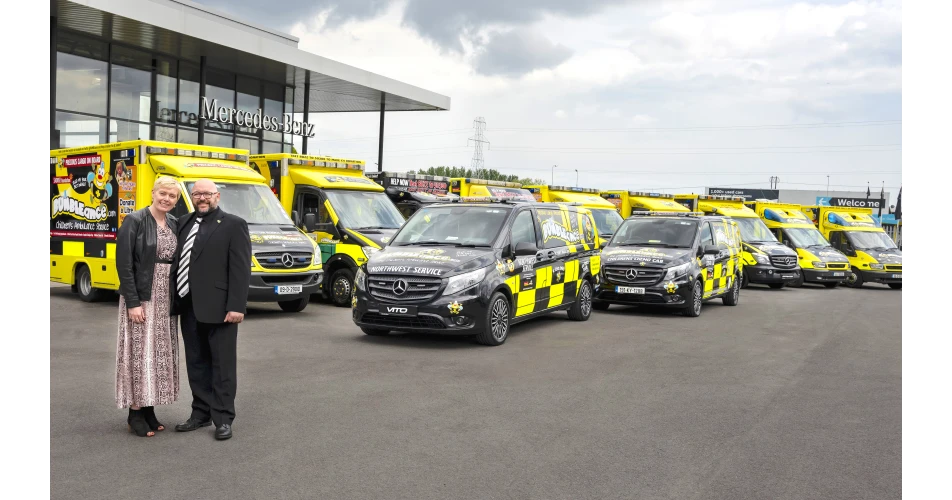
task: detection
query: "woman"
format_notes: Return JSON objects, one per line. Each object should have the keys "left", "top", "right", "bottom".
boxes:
{"left": 115, "top": 177, "right": 181, "bottom": 437}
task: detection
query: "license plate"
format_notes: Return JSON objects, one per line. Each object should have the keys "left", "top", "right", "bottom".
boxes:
{"left": 615, "top": 286, "right": 645, "bottom": 294}
{"left": 892, "top": 274, "right": 901, "bottom": 279}
{"left": 274, "top": 285, "right": 303, "bottom": 294}
{"left": 380, "top": 305, "right": 417, "bottom": 316}
{"left": 833, "top": 272, "right": 845, "bottom": 277}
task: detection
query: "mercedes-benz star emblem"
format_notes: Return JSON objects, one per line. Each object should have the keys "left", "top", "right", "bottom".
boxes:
{"left": 626, "top": 269, "right": 638, "bottom": 280}
{"left": 392, "top": 279, "right": 408, "bottom": 295}
{"left": 281, "top": 253, "right": 294, "bottom": 268}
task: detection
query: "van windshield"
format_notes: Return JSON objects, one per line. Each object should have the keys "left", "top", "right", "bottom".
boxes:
{"left": 784, "top": 227, "right": 830, "bottom": 248}
{"left": 391, "top": 205, "right": 511, "bottom": 247}
{"left": 186, "top": 182, "right": 292, "bottom": 225}
{"left": 611, "top": 218, "right": 698, "bottom": 248}
{"left": 847, "top": 231, "right": 899, "bottom": 251}
{"left": 590, "top": 208, "right": 624, "bottom": 236}
{"left": 735, "top": 217, "right": 777, "bottom": 243}
{"left": 324, "top": 190, "right": 404, "bottom": 230}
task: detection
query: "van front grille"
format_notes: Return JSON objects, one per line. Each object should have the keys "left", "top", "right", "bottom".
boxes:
{"left": 826, "top": 263, "right": 849, "bottom": 270}
{"left": 368, "top": 274, "right": 443, "bottom": 302}
{"left": 255, "top": 251, "right": 312, "bottom": 270}
{"left": 770, "top": 256, "right": 797, "bottom": 269}
{"left": 603, "top": 265, "right": 665, "bottom": 286}
{"left": 360, "top": 313, "right": 446, "bottom": 330}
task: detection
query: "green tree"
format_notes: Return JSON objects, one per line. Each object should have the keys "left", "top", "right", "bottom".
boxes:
{"left": 407, "top": 166, "right": 545, "bottom": 186}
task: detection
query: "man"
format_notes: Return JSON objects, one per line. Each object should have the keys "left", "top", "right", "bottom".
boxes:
{"left": 170, "top": 179, "right": 251, "bottom": 440}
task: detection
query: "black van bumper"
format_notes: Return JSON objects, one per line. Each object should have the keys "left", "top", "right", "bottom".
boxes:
{"left": 802, "top": 268, "right": 849, "bottom": 284}
{"left": 859, "top": 270, "right": 902, "bottom": 284}
{"left": 247, "top": 271, "right": 323, "bottom": 302}
{"left": 593, "top": 280, "right": 691, "bottom": 308}
{"left": 745, "top": 265, "right": 800, "bottom": 284}
{"left": 352, "top": 289, "right": 487, "bottom": 335}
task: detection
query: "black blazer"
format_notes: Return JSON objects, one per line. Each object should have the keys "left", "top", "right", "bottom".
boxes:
{"left": 170, "top": 209, "right": 252, "bottom": 323}
{"left": 116, "top": 207, "right": 178, "bottom": 308}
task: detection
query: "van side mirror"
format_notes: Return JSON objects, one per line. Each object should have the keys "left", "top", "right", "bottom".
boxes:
{"left": 303, "top": 213, "right": 318, "bottom": 232}
{"left": 292, "top": 210, "right": 301, "bottom": 227}
{"left": 514, "top": 241, "right": 538, "bottom": 256}
{"left": 702, "top": 244, "right": 720, "bottom": 256}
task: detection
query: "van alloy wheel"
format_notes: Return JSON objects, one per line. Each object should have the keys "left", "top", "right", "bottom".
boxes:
{"left": 580, "top": 283, "right": 592, "bottom": 317}
{"left": 491, "top": 299, "right": 509, "bottom": 341}
{"left": 693, "top": 283, "right": 702, "bottom": 315}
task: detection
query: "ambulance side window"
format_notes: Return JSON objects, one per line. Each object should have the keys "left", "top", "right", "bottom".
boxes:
{"left": 170, "top": 191, "right": 189, "bottom": 219}
{"left": 299, "top": 191, "right": 331, "bottom": 225}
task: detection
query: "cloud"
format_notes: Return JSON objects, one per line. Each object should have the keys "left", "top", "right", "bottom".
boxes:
{"left": 473, "top": 30, "right": 573, "bottom": 77}
{"left": 401, "top": 0, "right": 635, "bottom": 52}
{"left": 194, "top": 0, "right": 390, "bottom": 31}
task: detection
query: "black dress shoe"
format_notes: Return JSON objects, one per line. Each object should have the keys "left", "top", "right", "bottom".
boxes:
{"left": 215, "top": 424, "right": 232, "bottom": 440}
{"left": 175, "top": 417, "right": 211, "bottom": 432}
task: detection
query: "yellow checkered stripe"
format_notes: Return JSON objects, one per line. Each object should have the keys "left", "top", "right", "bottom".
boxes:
{"left": 503, "top": 256, "right": 598, "bottom": 317}
{"left": 702, "top": 220, "right": 740, "bottom": 298}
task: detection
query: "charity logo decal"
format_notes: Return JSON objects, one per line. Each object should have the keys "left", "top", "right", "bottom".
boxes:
{"left": 351, "top": 293, "right": 357, "bottom": 308}
{"left": 51, "top": 149, "right": 126, "bottom": 240}
{"left": 447, "top": 301, "right": 463, "bottom": 315}
{"left": 540, "top": 218, "right": 582, "bottom": 244}
{"left": 496, "top": 260, "right": 506, "bottom": 275}
{"left": 665, "top": 281, "right": 678, "bottom": 294}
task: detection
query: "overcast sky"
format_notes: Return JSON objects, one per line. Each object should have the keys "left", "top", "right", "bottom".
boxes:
{"left": 196, "top": 0, "right": 902, "bottom": 203}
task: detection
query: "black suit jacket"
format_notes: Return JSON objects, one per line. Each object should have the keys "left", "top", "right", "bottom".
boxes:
{"left": 170, "top": 208, "right": 252, "bottom": 324}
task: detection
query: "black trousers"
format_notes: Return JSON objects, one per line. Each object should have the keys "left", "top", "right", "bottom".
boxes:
{"left": 179, "top": 294, "right": 238, "bottom": 426}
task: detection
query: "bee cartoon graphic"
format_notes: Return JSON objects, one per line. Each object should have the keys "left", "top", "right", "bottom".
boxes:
{"left": 87, "top": 162, "right": 113, "bottom": 207}
{"left": 582, "top": 215, "right": 595, "bottom": 242}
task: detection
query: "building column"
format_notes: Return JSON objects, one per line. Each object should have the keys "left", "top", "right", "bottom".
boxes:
{"left": 377, "top": 92, "right": 386, "bottom": 172}
{"left": 198, "top": 55, "right": 207, "bottom": 144}
{"left": 51, "top": 0, "right": 59, "bottom": 148}
{"left": 302, "top": 70, "right": 310, "bottom": 154}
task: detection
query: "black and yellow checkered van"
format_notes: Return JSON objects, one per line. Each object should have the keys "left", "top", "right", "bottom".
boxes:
{"left": 593, "top": 212, "right": 743, "bottom": 317}
{"left": 351, "top": 197, "right": 602, "bottom": 346}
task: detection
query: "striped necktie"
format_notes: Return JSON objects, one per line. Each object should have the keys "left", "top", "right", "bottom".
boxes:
{"left": 176, "top": 217, "right": 203, "bottom": 298}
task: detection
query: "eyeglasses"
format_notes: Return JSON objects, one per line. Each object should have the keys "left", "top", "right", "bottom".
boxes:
{"left": 191, "top": 192, "right": 219, "bottom": 199}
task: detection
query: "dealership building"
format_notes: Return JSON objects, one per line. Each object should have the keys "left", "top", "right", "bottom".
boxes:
{"left": 50, "top": 0, "right": 449, "bottom": 166}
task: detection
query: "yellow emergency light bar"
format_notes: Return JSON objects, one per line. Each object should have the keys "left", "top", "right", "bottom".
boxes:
{"left": 628, "top": 191, "right": 674, "bottom": 198}
{"left": 287, "top": 156, "right": 364, "bottom": 170}
{"left": 453, "top": 196, "right": 530, "bottom": 204}
{"left": 699, "top": 195, "right": 745, "bottom": 201}
{"left": 146, "top": 146, "right": 248, "bottom": 163}
{"left": 459, "top": 178, "right": 523, "bottom": 188}
{"left": 529, "top": 185, "right": 599, "bottom": 194}
{"left": 628, "top": 211, "right": 706, "bottom": 217}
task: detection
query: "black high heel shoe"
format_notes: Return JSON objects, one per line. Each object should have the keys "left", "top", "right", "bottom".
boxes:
{"left": 142, "top": 406, "right": 165, "bottom": 432}
{"left": 127, "top": 408, "right": 154, "bottom": 437}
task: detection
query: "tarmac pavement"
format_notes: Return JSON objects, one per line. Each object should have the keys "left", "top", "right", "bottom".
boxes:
{"left": 50, "top": 282, "right": 901, "bottom": 500}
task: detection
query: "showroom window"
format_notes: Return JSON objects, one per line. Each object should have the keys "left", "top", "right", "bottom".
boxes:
{"left": 53, "top": 30, "right": 300, "bottom": 151}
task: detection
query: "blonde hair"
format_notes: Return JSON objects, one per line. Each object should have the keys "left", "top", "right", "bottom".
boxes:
{"left": 153, "top": 176, "right": 180, "bottom": 193}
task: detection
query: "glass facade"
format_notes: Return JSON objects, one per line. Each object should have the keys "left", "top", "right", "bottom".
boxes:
{"left": 53, "top": 29, "right": 297, "bottom": 153}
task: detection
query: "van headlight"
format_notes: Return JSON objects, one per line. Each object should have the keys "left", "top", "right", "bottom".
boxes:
{"left": 812, "top": 261, "right": 827, "bottom": 268}
{"left": 753, "top": 253, "right": 771, "bottom": 265}
{"left": 442, "top": 267, "right": 489, "bottom": 296}
{"left": 869, "top": 263, "right": 884, "bottom": 270}
{"left": 664, "top": 262, "right": 692, "bottom": 281}
{"left": 355, "top": 267, "right": 366, "bottom": 291}
{"left": 362, "top": 246, "right": 379, "bottom": 260}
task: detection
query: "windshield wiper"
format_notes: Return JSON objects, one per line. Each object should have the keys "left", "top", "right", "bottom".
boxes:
{"left": 354, "top": 226, "right": 394, "bottom": 230}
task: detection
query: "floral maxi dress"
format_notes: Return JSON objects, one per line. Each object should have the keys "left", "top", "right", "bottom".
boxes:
{"left": 115, "top": 224, "right": 179, "bottom": 408}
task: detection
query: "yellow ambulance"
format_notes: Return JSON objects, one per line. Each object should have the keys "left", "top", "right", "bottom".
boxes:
{"left": 675, "top": 194, "right": 801, "bottom": 288}
{"left": 51, "top": 141, "right": 323, "bottom": 312}
{"left": 525, "top": 185, "right": 624, "bottom": 240}
{"left": 600, "top": 191, "right": 690, "bottom": 217}
{"left": 448, "top": 178, "right": 537, "bottom": 202}
{"left": 746, "top": 201, "right": 851, "bottom": 288}
{"left": 248, "top": 153, "right": 405, "bottom": 306}
{"left": 810, "top": 206, "right": 902, "bottom": 289}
